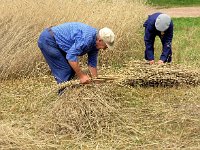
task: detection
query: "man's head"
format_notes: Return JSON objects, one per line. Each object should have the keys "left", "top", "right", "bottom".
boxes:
{"left": 155, "top": 13, "right": 171, "bottom": 32}
{"left": 96, "top": 27, "right": 115, "bottom": 50}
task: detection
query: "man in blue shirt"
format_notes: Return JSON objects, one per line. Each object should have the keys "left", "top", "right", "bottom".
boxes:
{"left": 143, "top": 12, "right": 173, "bottom": 65}
{"left": 38, "top": 22, "right": 115, "bottom": 86}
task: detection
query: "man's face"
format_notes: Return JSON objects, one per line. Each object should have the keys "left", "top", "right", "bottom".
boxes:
{"left": 96, "top": 39, "right": 108, "bottom": 50}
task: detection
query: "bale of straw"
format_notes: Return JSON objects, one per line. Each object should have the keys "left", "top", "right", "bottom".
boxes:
{"left": 57, "top": 60, "right": 200, "bottom": 89}
{"left": 121, "top": 60, "right": 200, "bottom": 87}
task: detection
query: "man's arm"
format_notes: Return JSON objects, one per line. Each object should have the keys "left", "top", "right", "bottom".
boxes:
{"left": 65, "top": 42, "right": 91, "bottom": 83}
{"left": 160, "top": 24, "right": 173, "bottom": 63}
{"left": 87, "top": 50, "right": 98, "bottom": 77}
{"left": 144, "top": 25, "right": 156, "bottom": 62}
{"left": 68, "top": 61, "right": 90, "bottom": 84}
{"left": 88, "top": 66, "right": 97, "bottom": 78}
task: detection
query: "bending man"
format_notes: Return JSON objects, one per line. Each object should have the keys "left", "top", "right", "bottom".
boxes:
{"left": 38, "top": 22, "right": 115, "bottom": 85}
{"left": 143, "top": 12, "right": 173, "bottom": 65}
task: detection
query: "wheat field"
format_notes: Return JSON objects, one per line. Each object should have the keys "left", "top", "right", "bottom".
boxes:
{"left": 0, "top": 0, "right": 147, "bottom": 80}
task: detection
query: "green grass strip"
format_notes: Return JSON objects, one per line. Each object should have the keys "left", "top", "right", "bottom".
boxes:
{"left": 172, "top": 17, "right": 200, "bottom": 66}
{"left": 147, "top": 0, "right": 200, "bottom": 7}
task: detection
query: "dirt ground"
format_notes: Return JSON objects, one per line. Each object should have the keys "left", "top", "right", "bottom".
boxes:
{"left": 148, "top": 7, "right": 200, "bottom": 17}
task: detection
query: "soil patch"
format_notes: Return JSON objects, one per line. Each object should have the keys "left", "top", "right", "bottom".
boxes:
{"left": 148, "top": 7, "right": 200, "bottom": 17}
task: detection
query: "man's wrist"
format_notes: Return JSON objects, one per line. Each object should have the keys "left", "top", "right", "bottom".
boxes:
{"left": 149, "top": 60, "right": 154, "bottom": 65}
{"left": 77, "top": 71, "right": 85, "bottom": 78}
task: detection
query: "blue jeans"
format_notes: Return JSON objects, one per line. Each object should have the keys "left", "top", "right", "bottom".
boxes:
{"left": 37, "top": 28, "right": 75, "bottom": 83}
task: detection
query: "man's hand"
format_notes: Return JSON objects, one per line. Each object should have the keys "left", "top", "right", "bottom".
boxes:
{"left": 80, "top": 74, "right": 91, "bottom": 84}
{"left": 158, "top": 60, "right": 164, "bottom": 65}
{"left": 68, "top": 61, "right": 91, "bottom": 84}
{"left": 149, "top": 60, "right": 154, "bottom": 65}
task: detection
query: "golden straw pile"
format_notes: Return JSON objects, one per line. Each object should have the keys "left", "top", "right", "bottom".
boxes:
{"left": 37, "top": 84, "right": 124, "bottom": 141}
{"left": 121, "top": 60, "right": 200, "bottom": 87}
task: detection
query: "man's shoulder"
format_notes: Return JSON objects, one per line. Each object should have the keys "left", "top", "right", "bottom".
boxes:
{"left": 148, "top": 12, "right": 161, "bottom": 21}
{"left": 150, "top": 12, "right": 162, "bottom": 17}
{"left": 68, "top": 22, "right": 95, "bottom": 29}
{"left": 54, "top": 22, "right": 95, "bottom": 29}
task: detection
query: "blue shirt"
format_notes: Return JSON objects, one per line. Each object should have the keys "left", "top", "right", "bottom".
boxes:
{"left": 51, "top": 22, "right": 98, "bottom": 67}
{"left": 143, "top": 12, "right": 173, "bottom": 62}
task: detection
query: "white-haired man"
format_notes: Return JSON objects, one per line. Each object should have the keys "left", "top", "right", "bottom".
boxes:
{"left": 143, "top": 12, "right": 173, "bottom": 65}
{"left": 38, "top": 22, "right": 115, "bottom": 89}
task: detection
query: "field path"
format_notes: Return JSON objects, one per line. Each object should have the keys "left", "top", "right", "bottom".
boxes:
{"left": 148, "top": 7, "right": 200, "bottom": 17}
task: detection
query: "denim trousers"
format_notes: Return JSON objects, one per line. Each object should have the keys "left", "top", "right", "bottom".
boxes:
{"left": 37, "top": 28, "right": 75, "bottom": 83}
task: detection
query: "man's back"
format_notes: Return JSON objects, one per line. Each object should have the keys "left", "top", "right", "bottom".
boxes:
{"left": 51, "top": 22, "right": 97, "bottom": 53}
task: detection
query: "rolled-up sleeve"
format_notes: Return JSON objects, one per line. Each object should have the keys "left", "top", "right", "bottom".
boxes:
{"left": 87, "top": 50, "right": 98, "bottom": 67}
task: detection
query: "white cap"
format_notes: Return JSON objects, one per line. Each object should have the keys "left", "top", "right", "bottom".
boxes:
{"left": 155, "top": 14, "right": 171, "bottom": 31}
{"left": 99, "top": 27, "right": 115, "bottom": 50}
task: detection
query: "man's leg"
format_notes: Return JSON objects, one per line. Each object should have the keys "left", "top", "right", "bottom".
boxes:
{"left": 144, "top": 27, "right": 155, "bottom": 62}
{"left": 37, "top": 29, "right": 75, "bottom": 84}
{"left": 160, "top": 38, "right": 172, "bottom": 63}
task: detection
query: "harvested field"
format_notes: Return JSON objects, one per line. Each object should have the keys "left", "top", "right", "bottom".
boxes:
{"left": 1, "top": 61, "right": 200, "bottom": 149}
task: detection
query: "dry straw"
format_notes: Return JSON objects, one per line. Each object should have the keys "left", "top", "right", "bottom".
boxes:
{"left": 0, "top": 77, "right": 134, "bottom": 149}
{"left": 121, "top": 60, "right": 200, "bottom": 87}
{"left": 2, "top": 0, "right": 200, "bottom": 149}
{"left": 0, "top": 0, "right": 149, "bottom": 149}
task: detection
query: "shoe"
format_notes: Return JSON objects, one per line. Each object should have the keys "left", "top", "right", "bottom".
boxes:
{"left": 57, "top": 87, "right": 66, "bottom": 96}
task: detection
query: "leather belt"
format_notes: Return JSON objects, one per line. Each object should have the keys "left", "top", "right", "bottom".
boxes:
{"left": 47, "top": 27, "right": 59, "bottom": 47}
{"left": 47, "top": 27, "right": 54, "bottom": 38}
